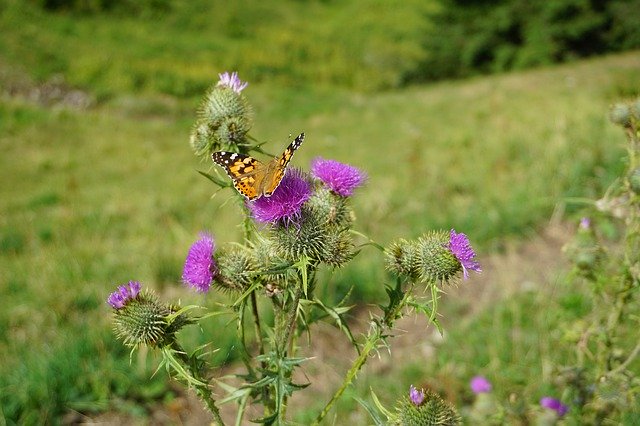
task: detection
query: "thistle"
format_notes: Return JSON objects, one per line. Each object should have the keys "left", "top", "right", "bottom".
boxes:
{"left": 311, "top": 157, "right": 367, "bottom": 197}
{"left": 109, "top": 284, "right": 191, "bottom": 348}
{"left": 215, "top": 245, "right": 256, "bottom": 292}
{"left": 386, "top": 229, "right": 480, "bottom": 284}
{"left": 182, "top": 233, "right": 217, "bottom": 293}
{"left": 190, "top": 71, "right": 252, "bottom": 157}
{"left": 540, "top": 396, "right": 568, "bottom": 417}
{"left": 393, "top": 387, "right": 461, "bottom": 425}
{"left": 249, "top": 168, "right": 312, "bottom": 226}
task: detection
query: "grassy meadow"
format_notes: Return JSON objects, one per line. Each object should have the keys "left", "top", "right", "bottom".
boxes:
{"left": 1, "top": 1, "right": 640, "bottom": 423}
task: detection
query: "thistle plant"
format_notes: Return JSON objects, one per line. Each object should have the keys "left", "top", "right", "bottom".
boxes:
{"left": 107, "top": 71, "right": 481, "bottom": 424}
{"left": 554, "top": 98, "right": 640, "bottom": 423}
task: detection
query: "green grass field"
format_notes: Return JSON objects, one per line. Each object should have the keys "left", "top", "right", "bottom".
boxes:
{"left": 1, "top": 1, "right": 640, "bottom": 423}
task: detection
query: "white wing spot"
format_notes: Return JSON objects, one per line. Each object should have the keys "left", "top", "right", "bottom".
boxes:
{"left": 230, "top": 153, "right": 237, "bottom": 160}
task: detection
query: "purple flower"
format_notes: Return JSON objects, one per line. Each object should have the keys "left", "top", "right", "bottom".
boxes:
{"left": 470, "top": 376, "right": 492, "bottom": 394}
{"left": 249, "top": 168, "right": 311, "bottom": 225}
{"left": 448, "top": 229, "right": 481, "bottom": 279}
{"left": 540, "top": 396, "right": 568, "bottom": 417}
{"left": 107, "top": 281, "right": 141, "bottom": 309}
{"left": 409, "top": 385, "right": 425, "bottom": 406}
{"left": 182, "top": 233, "right": 217, "bottom": 293}
{"left": 579, "top": 217, "right": 591, "bottom": 229}
{"left": 311, "top": 157, "right": 366, "bottom": 197}
{"left": 217, "top": 71, "right": 248, "bottom": 93}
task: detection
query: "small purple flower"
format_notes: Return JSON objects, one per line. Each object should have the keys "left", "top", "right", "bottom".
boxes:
{"left": 311, "top": 157, "right": 367, "bottom": 197}
{"left": 107, "top": 281, "right": 141, "bottom": 309}
{"left": 217, "top": 71, "right": 248, "bottom": 93}
{"left": 409, "top": 385, "right": 425, "bottom": 406}
{"left": 579, "top": 217, "right": 591, "bottom": 229}
{"left": 182, "top": 233, "right": 217, "bottom": 293}
{"left": 470, "top": 376, "right": 492, "bottom": 394}
{"left": 448, "top": 229, "right": 481, "bottom": 279}
{"left": 540, "top": 396, "right": 568, "bottom": 417}
{"left": 249, "top": 168, "right": 312, "bottom": 225}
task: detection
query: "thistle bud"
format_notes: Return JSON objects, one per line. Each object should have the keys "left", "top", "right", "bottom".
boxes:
{"left": 393, "top": 387, "right": 461, "bottom": 425}
{"left": 109, "top": 284, "right": 191, "bottom": 348}
{"left": 306, "top": 187, "right": 355, "bottom": 228}
{"left": 420, "top": 230, "right": 481, "bottom": 284}
{"left": 385, "top": 238, "right": 421, "bottom": 279}
{"left": 190, "top": 72, "right": 252, "bottom": 156}
{"left": 632, "top": 98, "right": 640, "bottom": 120}
{"left": 609, "top": 103, "right": 631, "bottom": 128}
{"left": 629, "top": 168, "right": 640, "bottom": 195}
{"left": 215, "top": 245, "right": 256, "bottom": 292}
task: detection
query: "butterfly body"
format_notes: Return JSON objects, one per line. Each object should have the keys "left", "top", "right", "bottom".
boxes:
{"left": 212, "top": 133, "right": 305, "bottom": 200}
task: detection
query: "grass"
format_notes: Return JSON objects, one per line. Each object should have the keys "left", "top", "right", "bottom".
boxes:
{"left": 1, "top": 1, "right": 640, "bottom": 422}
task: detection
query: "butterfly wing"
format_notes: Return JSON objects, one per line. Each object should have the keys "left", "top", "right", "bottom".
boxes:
{"left": 211, "top": 151, "right": 265, "bottom": 200}
{"left": 263, "top": 132, "right": 306, "bottom": 197}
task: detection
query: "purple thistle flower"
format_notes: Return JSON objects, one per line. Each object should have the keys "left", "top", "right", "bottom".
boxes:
{"left": 107, "top": 280, "right": 141, "bottom": 309}
{"left": 448, "top": 229, "right": 481, "bottom": 279}
{"left": 182, "top": 233, "right": 217, "bottom": 293}
{"left": 217, "top": 71, "right": 248, "bottom": 93}
{"left": 249, "top": 168, "right": 312, "bottom": 225}
{"left": 311, "top": 157, "right": 367, "bottom": 197}
{"left": 409, "top": 385, "right": 425, "bottom": 406}
{"left": 540, "top": 396, "right": 568, "bottom": 417}
{"left": 579, "top": 217, "right": 591, "bottom": 229}
{"left": 470, "top": 376, "right": 492, "bottom": 394}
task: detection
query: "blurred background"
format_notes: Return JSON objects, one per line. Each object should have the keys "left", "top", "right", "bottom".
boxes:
{"left": 1, "top": 0, "right": 639, "bottom": 423}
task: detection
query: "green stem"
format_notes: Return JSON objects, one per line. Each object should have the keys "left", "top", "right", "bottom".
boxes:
{"left": 313, "top": 282, "right": 413, "bottom": 425}
{"left": 170, "top": 344, "right": 226, "bottom": 425}
{"left": 281, "top": 286, "right": 303, "bottom": 356}
{"left": 312, "top": 327, "right": 381, "bottom": 426}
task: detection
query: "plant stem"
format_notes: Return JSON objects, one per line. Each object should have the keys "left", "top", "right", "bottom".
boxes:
{"left": 281, "top": 286, "right": 303, "bottom": 356}
{"left": 312, "top": 282, "right": 412, "bottom": 425}
{"left": 170, "top": 344, "right": 226, "bottom": 425}
{"left": 312, "top": 327, "right": 381, "bottom": 426}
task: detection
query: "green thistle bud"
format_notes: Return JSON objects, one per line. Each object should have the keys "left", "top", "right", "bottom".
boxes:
{"left": 112, "top": 291, "right": 191, "bottom": 348}
{"left": 609, "top": 103, "right": 631, "bottom": 127}
{"left": 322, "top": 229, "right": 355, "bottom": 268}
{"left": 190, "top": 85, "right": 252, "bottom": 156}
{"left": 306, "top": 187, "right": 355, "bottom": 228}
{"left": 253, "top": 237, "right": 291, "bottom": 291}
{"left": 215, "top": 245, "right": 256, "bottom": 292}
{"left": 416, "top": 231, "right": 461, "bottom": 284}
{"left": 563, "top": 218, "right": 603, "bottom": 275}
{"left": 272, "top": 207, "right": 330, "bottom": 262}
{"left": 629, "top": 168, "right": 640, "bottom": 195}
{"left": 393, "top": 389, "right": 461, "bottom": 426}
{"left": 189, "top": 120, "right": 215, "bottom": 157}
{"left": 631, "top": 98, "right": 640, "bottom": 121}
{"left": 385, "top": 238, "right": 421, "bottom": 279}
{"left": 199, "top": 86, "right": 251, "bottom": 126}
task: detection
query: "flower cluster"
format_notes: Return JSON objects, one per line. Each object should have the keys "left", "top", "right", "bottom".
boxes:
{"left": 393, "top": 386, "right": 461, "bottom": 425}
{"left": 190, "top": 72, "right": 252, "bottom": 157}
{"left": 385, "top": 229, "right": 481, "bottom": 285}
{"left": 108, "top": 71, "right": 486, "bottom": 424}
{"left": 109, "top": 282, "right": 191, "bottom": 348}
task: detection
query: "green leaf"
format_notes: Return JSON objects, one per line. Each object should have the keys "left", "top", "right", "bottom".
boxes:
{"left": 355, "top": 396, "right": 387, "bottom": 426}
{"left": 312, "top": 297, "right": 358, "bottom": 352}
{"left": 197, "top": 170, "right": 230, "bottom": 187}
{"left": 371, "top": 388, "right": 395, "bottom": 421}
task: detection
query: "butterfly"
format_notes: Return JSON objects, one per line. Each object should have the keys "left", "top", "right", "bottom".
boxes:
{"left": 211, "top": 133, "right": 305, "bottom": 200}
